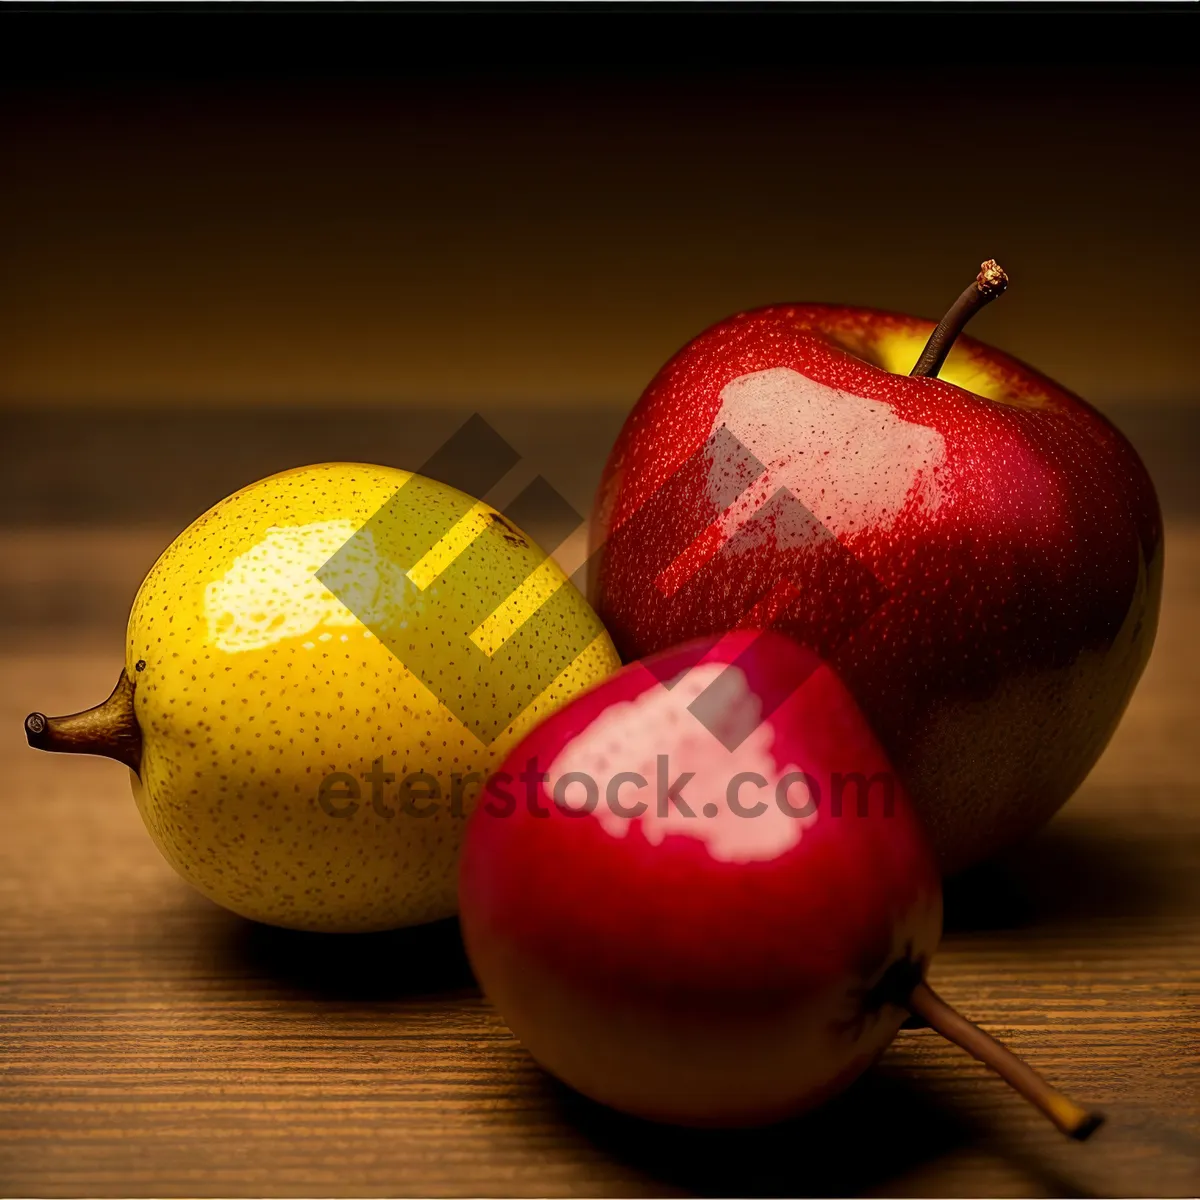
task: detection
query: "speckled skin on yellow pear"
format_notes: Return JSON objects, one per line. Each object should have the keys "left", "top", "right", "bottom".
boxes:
{"left": 126, "top": 462, "right": 619, "bottom": 932}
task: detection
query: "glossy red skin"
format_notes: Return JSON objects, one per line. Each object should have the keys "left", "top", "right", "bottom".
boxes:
{"left": 459, "top": 631, "right": 942, "bottom": 1127}
{"left": 589, "top": 305, "right": 1163, "bottom": 872}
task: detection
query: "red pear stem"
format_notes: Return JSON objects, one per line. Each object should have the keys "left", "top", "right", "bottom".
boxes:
{"left": 907, "top": 980, "right": 1104, "bottom": 1141}
{"left": 24, "top": 669, "right": 143, "bottom": 775}
{"left": 910, "top": 259, "right": 1009, "bottom": 379}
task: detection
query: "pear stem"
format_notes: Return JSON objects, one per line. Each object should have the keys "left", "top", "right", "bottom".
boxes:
{"left": 25, "top": 669, "right": 142, "bottom": 775}
{"left": 910, "top": 260, "right": 1009, "bottom": 379}
{"left": 907, "top": 980, "right": 1104, "bottom": 1141}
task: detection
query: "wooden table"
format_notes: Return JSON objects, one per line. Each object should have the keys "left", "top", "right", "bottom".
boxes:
{"left": 1, "top": 503, "right": 1198, "bottom": 1196}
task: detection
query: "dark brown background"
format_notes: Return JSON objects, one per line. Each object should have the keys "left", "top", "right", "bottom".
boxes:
{"left": 3, "top": 32, "right": 1200, "bottom": 412}
{"left": 1, "top": 12, "right": 1198, "bottom": 1198}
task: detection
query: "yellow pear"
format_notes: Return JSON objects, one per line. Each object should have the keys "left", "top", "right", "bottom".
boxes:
{"left": 25, "top": 463, "right": 619, "bottom": 931}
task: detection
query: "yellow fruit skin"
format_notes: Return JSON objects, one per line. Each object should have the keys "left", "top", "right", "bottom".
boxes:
{"left": 126, "top": 462, "right": 619, "bottom": 932}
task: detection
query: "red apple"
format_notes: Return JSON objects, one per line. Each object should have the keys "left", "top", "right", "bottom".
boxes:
{"left": 459, "top": 630, "right": 1102, "bottom": 1135}
{"left": 588, "top": 264, "right": 1162, "bottom": 872}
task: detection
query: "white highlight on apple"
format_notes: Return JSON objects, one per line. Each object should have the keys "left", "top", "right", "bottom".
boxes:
{"left": 709, "top": 366, "right": 948, "bottom": 543}
{"left": 548, "top": 662, "right": 816, "bottom": 863}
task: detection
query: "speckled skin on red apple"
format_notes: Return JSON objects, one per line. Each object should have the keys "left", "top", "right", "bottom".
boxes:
{"left": 459, "top": 632, "right": 942, "bottom": 1126}
{"left": 588, "top": 305, "right": 1163, "bottom": 872}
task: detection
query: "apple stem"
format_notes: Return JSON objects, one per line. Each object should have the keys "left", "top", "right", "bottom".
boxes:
{"left": 910, "top": 260, "right": 1009, "bottom": 379}
{"left": 24, "top": 670, "right": 143, "bottom": 775}
{"left": 906, "top": 980, "right": 1104, "bottom": 1141}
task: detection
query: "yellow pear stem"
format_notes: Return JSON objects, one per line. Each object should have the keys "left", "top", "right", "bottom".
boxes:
{"left": 25, "top": 670, "right": 142, "bottom": 775}
{"left": 910, "top": 259, "right": 1009, "bottom": 379}
{"left": 907, "top": 980, "right": 1104, "bottom": 1141}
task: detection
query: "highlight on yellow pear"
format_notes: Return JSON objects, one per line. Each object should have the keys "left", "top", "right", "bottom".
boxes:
{"left": 24, "top": 462, "right": 620, "bottom": 932}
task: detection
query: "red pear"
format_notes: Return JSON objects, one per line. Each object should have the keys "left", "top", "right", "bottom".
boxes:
{"left": 459, "top": 631, "right": 1101, "bottom": 1136}
{"left": 588, "top": 263, "right": 1162, "bottom": 872}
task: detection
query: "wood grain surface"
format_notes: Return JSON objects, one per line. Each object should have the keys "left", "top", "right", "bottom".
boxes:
{"left": 1, "top": 515, "right": 1197, "bottom": 1198}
